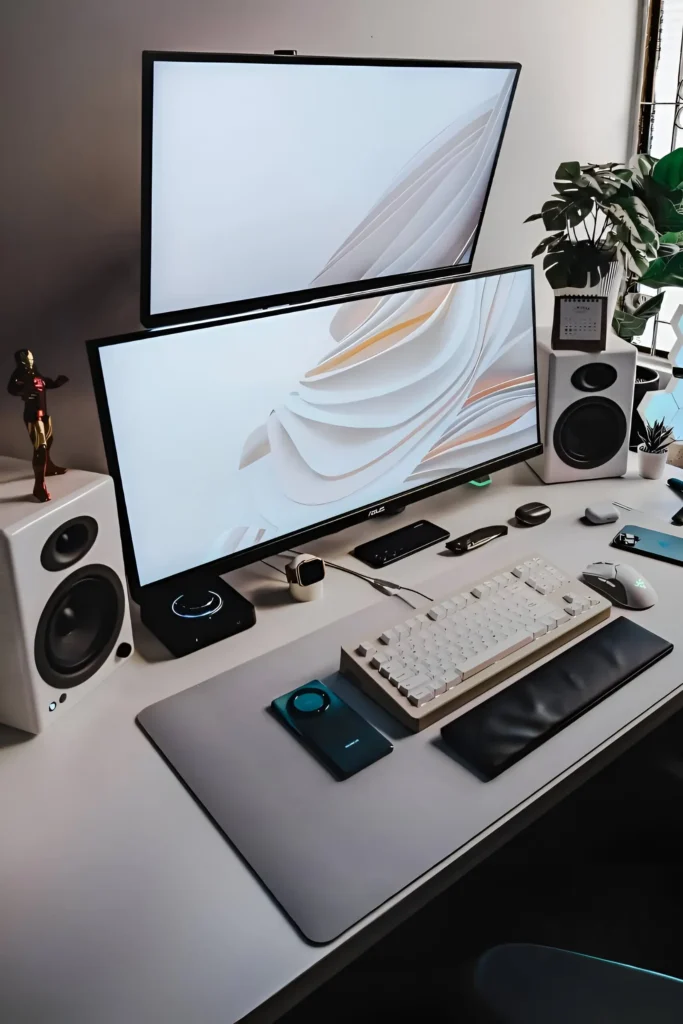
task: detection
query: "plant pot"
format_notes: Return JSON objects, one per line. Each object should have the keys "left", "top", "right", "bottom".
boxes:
{"left": 637, "top": 445, "right": 668, "bottom": 479}
{"left": 630, "top": 365, "right": 660, "bottom": 449}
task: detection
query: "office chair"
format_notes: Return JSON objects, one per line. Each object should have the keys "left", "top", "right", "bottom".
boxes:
{"left": 470, "top": 943, "right": 683, "bottom": 1023}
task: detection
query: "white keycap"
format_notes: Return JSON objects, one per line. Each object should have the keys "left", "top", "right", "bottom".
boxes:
{"left": 565, "top": 605, "right": 579, "bottom": 616}
{"left": 483, "top": 579, "right": 498, "bottom": 592}
{"left": 552, "top": 611, "right": 570, "bottom": 625}
{"left": 405, "top": 618, "right": 420, "bottom": 634}
{"left": 512, "top": 565, "right": 529, "bottom": 579}
{"left": 379, "top": 630, "right": 397, "bottom": 645}
{"left": 357, "top": 641, "right": 375, "bottom": 657}
{"left": 471, "top": 584, "right": 489, "bottom": 599}
{"left": 427, "top": 606, "right": 446, "bottom": 620}
{"left": 562, "top": 593, "right": 579, "bottom": 604}
{"left": 408, "top": 686, "right": 435, "bottom": 706}
{"left": 370, "top": 652, "right": 390, "bottom": 667}
{"left": 395, "top": 623, "right": 408, "bottom": 636}
{"left": 455, "top": 631, "right": 533, "bottom": 678}
{"left": 388, "top": 669, "right": 412, "bottom": 685}
{"left": 541, "top": 615, "right": 557, "bottom": 630}
{"left": 451, "top": 595, "right": 467, "bottom": 610}
{"left": 416, "top": 613, "right": 430, "bottom": 625}
{"left": 493, "top": 575, "right": 508, "bottom": 587}
{"left": 398, "top": 673, "right": 430, "bottom": 695}
{"left": 589, "top": 595, "right": 601, "bottom": 606}
{"left": 379, "top": 663, "right": 395, "bottom": 678}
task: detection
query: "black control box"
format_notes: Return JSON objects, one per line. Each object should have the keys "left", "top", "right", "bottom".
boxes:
{"left": 139, "top": 573, "right": 255, "bottom": 658}
{"left": 352, "top": 519, "right": 449, "bottom": 568}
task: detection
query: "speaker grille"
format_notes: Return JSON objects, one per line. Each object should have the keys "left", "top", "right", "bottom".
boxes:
{"left": 553, "top": 397, "right": 627, "bottom": 470}
{"left": 34, "top": 564, "right": 125, "bottom": 688}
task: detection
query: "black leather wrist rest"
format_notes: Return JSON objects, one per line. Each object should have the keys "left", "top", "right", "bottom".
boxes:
{"left": 441, "top": 617, "right": 673, "bottom": 781}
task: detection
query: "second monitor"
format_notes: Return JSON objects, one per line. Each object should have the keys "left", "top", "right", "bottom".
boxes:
{"left": 142, "top": 52, "right": 520, "bottom": 325}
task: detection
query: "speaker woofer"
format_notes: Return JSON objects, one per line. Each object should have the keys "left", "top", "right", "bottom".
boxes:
{"left": 41, "top": 516, "right": 99, "bottom": 571}
{"left": 554, "top": 397, "right": 627, "bottom": 470}
{"left": 34, "top": 564, "right": 125, "bottom": 688}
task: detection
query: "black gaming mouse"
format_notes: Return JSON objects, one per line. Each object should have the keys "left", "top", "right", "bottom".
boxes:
{"left": 515, "top": 501, "right": 551, "bottom": 527}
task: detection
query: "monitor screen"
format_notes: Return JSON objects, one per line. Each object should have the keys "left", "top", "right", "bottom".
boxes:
{"left": 93, "top": 266, "right": 538, "bottom": 590}
{"left": 142, "top": 53, "right": 520, "bottom": 326}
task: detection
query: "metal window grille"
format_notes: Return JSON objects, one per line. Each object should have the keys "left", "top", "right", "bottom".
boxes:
{"left": 637, "top": 0, "right": 683, "bottom": 355}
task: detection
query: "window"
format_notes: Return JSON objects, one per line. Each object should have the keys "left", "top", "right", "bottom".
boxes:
{"left": 638, "top": 0, "right": 683, "bottom": 354}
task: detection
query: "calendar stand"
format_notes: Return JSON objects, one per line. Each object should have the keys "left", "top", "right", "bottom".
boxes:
{"left": 551, "top": 294, "right": 607, "bottom": 353}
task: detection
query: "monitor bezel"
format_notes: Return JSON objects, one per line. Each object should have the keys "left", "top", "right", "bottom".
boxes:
{"left": 140, "top": 50, "right": 521, "bottom": 329}
{"left": 89, "top": 264, "right": 540, "bottom": 600}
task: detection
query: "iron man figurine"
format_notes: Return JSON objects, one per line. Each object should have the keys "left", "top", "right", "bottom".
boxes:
{"left": 7, "top": 349, "right": 69, "bottom": 502}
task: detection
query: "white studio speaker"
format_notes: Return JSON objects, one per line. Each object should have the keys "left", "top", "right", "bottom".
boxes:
{"left": 0, "top": 456, "right": 133, "bottom": 734}
{"left": 528, "top": 333, "right": 636, "bottom": 484}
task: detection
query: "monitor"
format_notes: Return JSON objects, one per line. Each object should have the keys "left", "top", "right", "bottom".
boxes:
{"left": 141, "top": 51, "right": 520, "bottom": 327}
{"left": 89, "top": 265, "right": 539, "bottom": 596}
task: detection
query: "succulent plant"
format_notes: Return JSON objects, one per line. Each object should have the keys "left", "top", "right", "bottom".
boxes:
{"left": 638, "top": 417, "right": 674, "bottom": 454}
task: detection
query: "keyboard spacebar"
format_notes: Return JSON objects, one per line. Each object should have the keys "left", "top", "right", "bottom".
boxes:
{"left": 456, "top": 632, "right": 534, "bottom": 679}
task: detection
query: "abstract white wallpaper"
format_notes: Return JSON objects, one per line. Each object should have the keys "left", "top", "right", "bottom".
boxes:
{"left": 101, "top": 268, "right": 537, "bottom": 585}
{"left": 149, "top": 60, "right": 517, "bottom": 315}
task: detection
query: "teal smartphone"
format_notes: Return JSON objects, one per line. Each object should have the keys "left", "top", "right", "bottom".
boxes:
{"left": 612, "top": 524, "right": 683, "bottom": 567}
{"left": 271, "top": 681, "right": 393, "bottom": 780}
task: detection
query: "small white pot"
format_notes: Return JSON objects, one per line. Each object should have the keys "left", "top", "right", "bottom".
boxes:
{"left": 638, "top": 446, "right": 668, "bottom": 480}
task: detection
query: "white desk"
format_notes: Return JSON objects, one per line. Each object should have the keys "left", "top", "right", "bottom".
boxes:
{"left": 2, "top": 458, "right": 683, "bottom": 1024}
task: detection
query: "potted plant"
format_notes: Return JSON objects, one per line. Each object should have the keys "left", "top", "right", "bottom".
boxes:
{"left": 637, "top": 417, "right": 674, "bottom": 479}
{"left": 613, "top": 151, "right": 683, "bottom": 342}
{"left": 526, "top": 150, "right": 683, "bottom": 341}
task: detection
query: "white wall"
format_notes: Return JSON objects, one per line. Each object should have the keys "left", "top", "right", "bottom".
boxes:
{"left": 0, "top": 0, "right": 640, "bottom": 470}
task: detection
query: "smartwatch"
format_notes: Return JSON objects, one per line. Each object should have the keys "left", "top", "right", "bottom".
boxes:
{"left": 285, "top": 553, "right": 326, "bottom": 602}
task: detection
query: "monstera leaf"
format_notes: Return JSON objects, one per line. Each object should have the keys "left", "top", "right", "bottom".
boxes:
{"left": 531, "top": 231, "right": 564, "bottom": 258}
{"left": 640, "top": 249, "right": 683, "bottom": 288}
{"left": 632, "top": 172, "right": 683, "bottom": 234}
{"left": 608, "top": 212, "right": 657, "bottom": 277}
{"left": 653, "top": 149, "right": 683, "bottom": 192}
{"left": 612, "top": 291, "right": 664, "bottom": 340}
{"left": 543, "top": 239, "right": 613, "bottom": 290}
{"left": 525, "top": 196, "right": 593, "bottom": 231}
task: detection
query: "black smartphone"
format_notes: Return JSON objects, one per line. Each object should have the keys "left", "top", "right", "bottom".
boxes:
{"left": 612, "top": 523, "right": 683, "bottom": 567}
{"left": 271, "top": 681, "right": 393, "bottom": 780}
{"left": 352, "top": 519, "right": 449, "bottom": 568}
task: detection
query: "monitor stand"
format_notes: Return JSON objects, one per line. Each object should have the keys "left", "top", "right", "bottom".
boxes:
{"left": 139, "top": 573, "right": 256, "bottom": 658}
{"left": 377, "top": 476, "right": 492, "bottom": 518}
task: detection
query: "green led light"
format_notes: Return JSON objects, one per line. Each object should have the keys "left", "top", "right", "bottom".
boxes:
{"left": 468, "top": 476, "right": 492, "bottom": 488}
{"left": 635, "top": 578, "right": 647, "bottom": 588}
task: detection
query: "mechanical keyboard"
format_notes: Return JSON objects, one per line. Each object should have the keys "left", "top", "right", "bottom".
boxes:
{"left": 340, "top": 554, "right": 612, "bottom": 731}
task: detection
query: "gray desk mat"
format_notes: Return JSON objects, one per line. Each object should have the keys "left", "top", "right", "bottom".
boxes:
{"left": 137, "top": 564, "right": 668, "bottom": 944}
